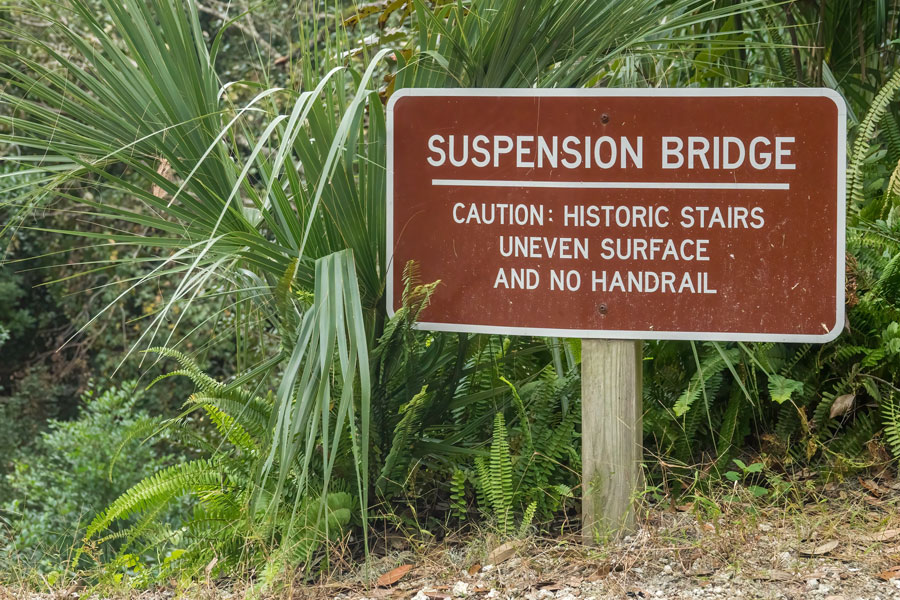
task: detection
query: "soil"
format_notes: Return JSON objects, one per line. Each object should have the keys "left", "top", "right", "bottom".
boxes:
{"left": 314, "top": 477, "right": 900, "bottom": 600}
{"left": 3, "top": 478, "right": 900, "bottom": 600}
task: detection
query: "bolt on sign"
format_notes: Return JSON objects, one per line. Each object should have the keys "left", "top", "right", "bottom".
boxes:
{"left": 386, "top": 89, "right": 846, "bottom": 342}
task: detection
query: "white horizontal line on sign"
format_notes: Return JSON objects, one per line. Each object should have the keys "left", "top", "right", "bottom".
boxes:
{"left": 431, "top": 179, "right": 790, "bottom": 191}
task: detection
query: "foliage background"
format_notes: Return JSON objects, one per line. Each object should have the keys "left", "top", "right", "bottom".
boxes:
{"left": 1, "top": 0, "right": 900, "bottom": 588}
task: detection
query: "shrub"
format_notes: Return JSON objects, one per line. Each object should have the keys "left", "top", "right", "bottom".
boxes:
{"left": 0, "top": 381, "right": 174, "bottom": 575}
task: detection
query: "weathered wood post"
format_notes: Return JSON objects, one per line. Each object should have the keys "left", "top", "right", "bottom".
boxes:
{"left": 581, "top": 339, "right": 643, "bottom": 542}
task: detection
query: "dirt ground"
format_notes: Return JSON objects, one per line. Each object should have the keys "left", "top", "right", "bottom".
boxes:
{"left": 309, "top": 477, "right": 900, "bottom": 600}
{"left": 3, "top": 478, "right": 900, "bottom": 600}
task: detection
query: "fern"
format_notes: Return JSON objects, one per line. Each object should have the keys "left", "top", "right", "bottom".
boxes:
{"left": 882, "top": 391, "right": 900, "bottom": 458}
{"left": 474, "top": 456, "right": 492, "bottom": 517}
{"left": 450, "top": 469, "right": 468, "bottom": 521}
{"left": 85, "top": 458, "right": 223, "bottom": 542}
{"left": 202, "top": 403, "right": 258, "bottom": 455}
{"left": 376, "top": 385, "right": 432, "bottom": 496}
{"left": 715, "top": 387, "right": 746, "bottom": 466}
{"left": 763, "top": 8, "right": 799, "bottom": 83}
{"left": 183, "top": 391, "right": 271, "bottom": 443}
{"left": 84, "top": 351, "right": 361, "bottom": 576}
{"left": 145, "top": 347, "right": 225, "bottom": 395}
{"left": 830, "top": 412, "right": 877, "bottom": 459}
{"left": 877, "top": 251, "right": 900, "bottom": 303}
{"left": 848, "top": 69, "right": 900, "bottom": 212}
{"left": 489, "top": 412, "right": 514, "bottom": 535}
{"left": 673, "top": 345, "right": 737, "bottom": 416}
{"left": 882, "top": 111, "right": 900, "bottom": 164}
{"left": 517, "top": 501, "right": 537, "bottom": 538}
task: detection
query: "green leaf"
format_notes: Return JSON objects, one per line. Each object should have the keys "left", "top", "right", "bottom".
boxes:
{"left": 768, "top": 375, "right": 804, "bottom": 404}
{"left": 748, "top": 486, "right": 769, "bottom": 498}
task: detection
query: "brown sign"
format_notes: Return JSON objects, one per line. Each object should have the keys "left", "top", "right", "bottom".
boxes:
{"left": 387, "top": 89, "right": 846, "bottom": 342}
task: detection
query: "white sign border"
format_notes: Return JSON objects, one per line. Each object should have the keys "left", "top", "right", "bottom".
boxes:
{"left": 386, "top": 87, "right": 847, "bottom": 343}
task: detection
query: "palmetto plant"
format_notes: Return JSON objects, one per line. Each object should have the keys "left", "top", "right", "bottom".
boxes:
{"left": 1, "top": 0, "right": 771, "bottom": 574}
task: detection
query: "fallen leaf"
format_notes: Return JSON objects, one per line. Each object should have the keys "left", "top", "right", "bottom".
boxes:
{"left": 376, "top": 564, "right": 413, "bottom": 587}
{"left": 467, "top": 563, "right": 481, "bottom": 576}
{"left": 800, "top": 540, "right": 839, "bottom": 556}
{"left": 830, "top": 394, "right": 855, "bottom": 419}
{"left": 876, "top": 566, "right": 900, "bottom": 581}
{"left": 486, "top": 541, "right": 520, "bottom": 565}
{"left": 859, "top": 477, "right": 883, "bottom": 496}
{"left": 675, "top": 503, "right": 693, "bottom": 512}
{"left": 865, "top": 529, "right": 900, "bottom": 542}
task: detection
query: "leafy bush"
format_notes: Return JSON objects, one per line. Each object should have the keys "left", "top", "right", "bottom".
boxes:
{"left": 0, "top": 367, "right": 65, "bottom": 499}
{"left": 0, "top": 382, "right": 173, "bottom": 575}
{"left": 82, "top": 347, "right": 355, "bottom": 584}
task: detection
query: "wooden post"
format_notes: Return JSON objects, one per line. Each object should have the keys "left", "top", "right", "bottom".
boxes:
{"left": 581, "top": 339, "right": 643, "bottom": 543}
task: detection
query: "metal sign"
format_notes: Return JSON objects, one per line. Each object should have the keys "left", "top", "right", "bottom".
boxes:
{"left": 386, "top": 89, "right": 846, "bottom": 342}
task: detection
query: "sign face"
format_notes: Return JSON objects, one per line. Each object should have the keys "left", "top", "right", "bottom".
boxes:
{"left": 386, "top": 89, "right": 846, "bottom": 342}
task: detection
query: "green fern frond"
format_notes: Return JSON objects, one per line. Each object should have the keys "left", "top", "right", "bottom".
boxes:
{"left": 108, "top": 415, "right": 166, "bottom": 480}
{"left": 763, "top": 9, "right": 798, "bottom": 83}
{"left": 376, "top": 385, "right": 431, "bottom": 497}
{"left": 881, "top": 391, "right": 900, "bottom": 458}
{"left": 883, "top": 113, "right": 900, "bottom": 164}
{"left": 877, "top": 251, "right": 900, "bottom": 303}
{"left": 450, "top": 469, "right": 468, "bottom": 521}
{"left": 185, "top": 392, "right": 270, "bottom": 443}
{"left": 202, "top": 403, "right": 258, "bottom": 455}
{"left": 85, "top": 459, "right": 224, "bottom": 542}
{"left": 518, "top": 501, "right": 537, "bottom": 538}
{"left": 673, "top": 346, "right": 737, "bottom": 416}
{"left": 490, "top": 412, "right": 513, "bottom": 536}
{"left": 500, "top": 376, "right": 532, "bottom": 453}
{"left": 145, "top": 347, "right": 223, "bottom": 394}
{"left": 829, "top": 412, "right": 876, "bottom": 458}
{"left": 848, "top": 69, "right": 900, "bottom": 212}
{"left": 715, "top": 387, "right": 746, "bottom": 465}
